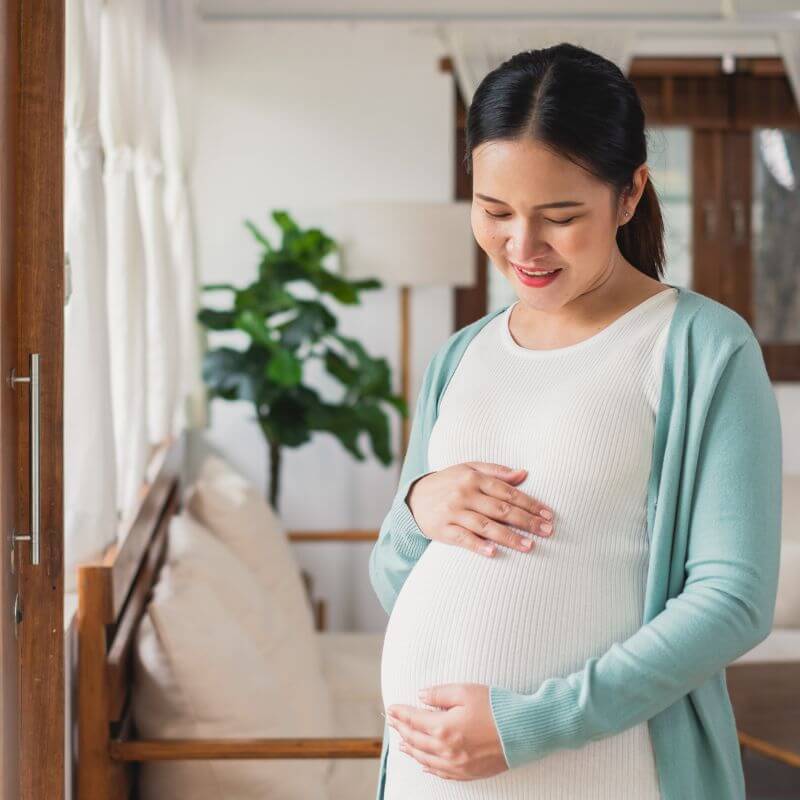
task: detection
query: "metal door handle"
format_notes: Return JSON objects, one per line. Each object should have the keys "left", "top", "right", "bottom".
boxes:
{"left": 9, "top": 353, "right": 40, "bottom": 565}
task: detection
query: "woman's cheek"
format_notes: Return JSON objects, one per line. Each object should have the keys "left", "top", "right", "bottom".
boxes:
{"left": 473, "top": 218, "right": 498, "bottom": 254}
{"left": 557, "top": 225, "right": 590, "bottom": 259}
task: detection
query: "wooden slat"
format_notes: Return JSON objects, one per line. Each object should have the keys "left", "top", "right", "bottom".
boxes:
{"left": 110, "top": 737, "right": 384, "bottom": 762}
{"left": 287, "top": 529, "right": 378, "bottom": 542}
{"left": 106, "top": 488, "right": 176, "bottom": 722}
{"left": 109, "top": 435, "right": 183, "bottom": 619}
{"left": 739, "top": 732, "right": 800, "bottom": 769}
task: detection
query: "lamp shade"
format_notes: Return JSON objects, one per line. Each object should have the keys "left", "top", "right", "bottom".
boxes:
{"left": 292, "top": 201, "right": 476, "bottom": 288}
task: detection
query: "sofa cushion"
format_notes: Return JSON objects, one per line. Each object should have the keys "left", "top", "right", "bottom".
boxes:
{"left": 184, "top": 455, "right": 318, "bottom": 646}
{"left": 732, "top": 628, "right": 800, "bottom": 663}
{"left": 774, "top": 474, "right": 800, "bottom": 628}
{"left": 317, "top": 632, "right": 385, "bottom": 800}
{"left": 131, "top": 513, "right": 336, "bottom": 799}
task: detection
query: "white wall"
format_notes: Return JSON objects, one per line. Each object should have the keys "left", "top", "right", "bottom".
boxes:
{"left": 189, "top": 19, "right": 456, "bottom": 633}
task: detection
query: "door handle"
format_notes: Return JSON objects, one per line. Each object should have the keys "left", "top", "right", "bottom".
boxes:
{"left": 8, "top": 353, "right": 40, "bottom": 566}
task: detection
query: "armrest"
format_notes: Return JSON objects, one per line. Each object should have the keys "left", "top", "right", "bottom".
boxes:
{"left": 110, "top": 736, "right": 383, "bottom": 761}
{"left": 287, "top": 530, "right": 379, "bottom": 542}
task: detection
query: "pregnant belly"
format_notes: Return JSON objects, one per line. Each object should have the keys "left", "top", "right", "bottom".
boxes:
{"left": 379, "top": 534, "right": 660, "bottom": 799}
{"left": 381, "top": 532, "right": 649, "bottom": 709}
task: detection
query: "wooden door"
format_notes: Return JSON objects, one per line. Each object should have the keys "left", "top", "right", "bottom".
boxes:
{"left": 1, "top": 3, "right": 65, "bottom": 799}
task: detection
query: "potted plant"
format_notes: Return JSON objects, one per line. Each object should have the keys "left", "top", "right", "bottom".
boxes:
{"left": 197, "top": 209, "right": 408, "bottom": 512}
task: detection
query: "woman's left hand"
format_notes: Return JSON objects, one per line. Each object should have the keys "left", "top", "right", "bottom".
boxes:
{"left": 386, "top": 683, "right": 509, "bottom": 781}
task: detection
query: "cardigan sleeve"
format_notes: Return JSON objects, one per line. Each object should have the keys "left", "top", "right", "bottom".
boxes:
{"left": 488, "top": 333, "right": 783, "bottom": 769}
{"left": 368, "top": 355, "right": 437, "bottom": 617}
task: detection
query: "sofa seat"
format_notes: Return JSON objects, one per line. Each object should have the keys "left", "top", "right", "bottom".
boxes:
{"left": 732, "top": 628, "right": 800, "bottom": 664}
{"left": 317, "top": 632, "right": 385, "bottom": 800}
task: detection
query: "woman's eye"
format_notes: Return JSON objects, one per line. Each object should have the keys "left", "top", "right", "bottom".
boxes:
{"left": 483, "top": 209, "right": 577, "bottom": 224}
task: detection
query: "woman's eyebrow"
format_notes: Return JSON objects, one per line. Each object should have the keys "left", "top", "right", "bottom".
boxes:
{"left": 474, "top": 193, "right": 585, "bottom": 210}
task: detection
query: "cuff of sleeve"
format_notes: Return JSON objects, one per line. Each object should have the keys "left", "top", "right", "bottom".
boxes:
{"left": 489, "top": 682, "right": 584, "bottom": 769}
{"left": 388, "top": 474, "right": 432, "bottom": 561}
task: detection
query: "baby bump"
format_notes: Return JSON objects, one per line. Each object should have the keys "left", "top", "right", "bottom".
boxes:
{"left": 380, "top": 530, "right": 650, "bottom": 714}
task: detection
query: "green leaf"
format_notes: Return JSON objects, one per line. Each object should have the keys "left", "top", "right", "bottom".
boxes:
{"left": 244, "top": 219, "right": 274, "bottom": 251}
{"left": 266, "top": 348, "right": 302, "bottom": 387}
{"left": 306, "top": 402, "right": 365, "bottom": 461}
{"left": 323, "top": 348, "right": 358, "bottom": 387}
{"left": 234, "top": 310, "right": 275, "bottom": 349}
{"left": 355, "top": 399, "right": 392, "bottom": 464}
{"left": 201, "top": 282, "right": 239, "bottom": 292}
{"left": 277, "top": 301, "right": 337, "bottom": 349}
{"left": 202, "top": 347, "right": 262, "bottom": 404}
{"left": 348, "top": 277, "right": 383, "bottom": 291}
{"left": 272, "top": 209, "right": 300, "bottom": 241}
{"left": 197, "top": 308, "right": 238, "bottom": 331}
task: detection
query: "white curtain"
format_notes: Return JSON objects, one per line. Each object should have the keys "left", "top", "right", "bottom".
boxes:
{"left": 437, "top": 26, "right": 639, "bottom": 107}
{"left": 64, "top": 0, "right": 118, "bottom": 591}
{"left": 161, "top": 0, "right": 208, "bottom": 432}
{"left": 136, "top": 0, "right": 181, "bottom": 446}
{"left": 66, "top": 0, "right": 203, "bottom": 565}
{"left": 99, "top": 0, "right": 152, "bottom": 523}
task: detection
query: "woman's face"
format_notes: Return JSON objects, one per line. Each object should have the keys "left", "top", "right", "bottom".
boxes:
{"left": 470, "top": 137, "right": 644, "bottom": 311}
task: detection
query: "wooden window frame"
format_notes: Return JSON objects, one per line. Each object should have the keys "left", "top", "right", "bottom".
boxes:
{"left": 443, "top": 56, "right": 800, "bottom": 381}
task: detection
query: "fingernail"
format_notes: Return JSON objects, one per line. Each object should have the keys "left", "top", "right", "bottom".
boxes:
{"left": 540, "top": 509, "right": 553, "bottom": 520}
{"left": 541, "top": 522, "right": 553, "bottom": 534}
{"left": 481, "top": 544, "right": 496, "bottom": 556}
{"left": 521, "top": 538, "right": 532, "bottom": 549}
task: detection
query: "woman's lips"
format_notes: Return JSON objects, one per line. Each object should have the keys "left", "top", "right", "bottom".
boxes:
{"left": 511, "top": 262, "right": 563, "bottom": 287}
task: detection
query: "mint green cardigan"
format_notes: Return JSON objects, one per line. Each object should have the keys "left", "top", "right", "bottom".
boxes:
{"left": 369, "top": 284, "right": 783, "bottom": 800}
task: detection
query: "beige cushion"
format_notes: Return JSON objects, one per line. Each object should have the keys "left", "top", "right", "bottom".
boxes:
{"left": 733, "top": 628, "right": 800, "bottom": 663}
{"left": 184, "top": 455, "right": 317, "bottom": 645}
{"left": 774, "top": 474, "right": 800, "bottom": 628}
{"left": 132, "top": 514, "right": 336, "bottom": 799}
{"left": 317, "top": 632, "right": 385, "bottom": 800}
{"left": 774, "top": 541, "right": 800, "bottom": 628}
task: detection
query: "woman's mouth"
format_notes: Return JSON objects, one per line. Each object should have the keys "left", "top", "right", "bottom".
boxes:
{"left": 511, "top": 262, "right": 563, "bottom": 287}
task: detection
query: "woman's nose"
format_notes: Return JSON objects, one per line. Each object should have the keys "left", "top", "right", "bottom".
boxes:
{"left": 505, "top": 220, "right": 551, "bottom": 262}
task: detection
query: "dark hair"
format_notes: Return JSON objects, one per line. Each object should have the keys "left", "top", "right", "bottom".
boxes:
{"left": 464, "top": 42, "right": 665, "bottom": 280}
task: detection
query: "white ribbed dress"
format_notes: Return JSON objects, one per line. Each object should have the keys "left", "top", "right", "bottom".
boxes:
{"left": 381, "top": 287, "right": 679, "bottom": 800}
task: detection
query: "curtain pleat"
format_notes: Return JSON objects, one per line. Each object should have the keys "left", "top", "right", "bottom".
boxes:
{"left": 99, "top": 0, "right": 152, "bottom": 523}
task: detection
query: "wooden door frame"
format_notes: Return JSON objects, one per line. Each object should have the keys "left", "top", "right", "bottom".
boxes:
{"left": 3, "top": 3, "right": 65, "bottom": 799}
{"left": 0, "top": 2, "right": 21, "bottom": 794}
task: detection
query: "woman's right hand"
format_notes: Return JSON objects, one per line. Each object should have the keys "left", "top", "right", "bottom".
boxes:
{"left": 404, "top": 462, "right": 555, "bottom": 557}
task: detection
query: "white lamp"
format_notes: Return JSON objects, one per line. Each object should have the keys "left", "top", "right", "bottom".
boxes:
{"left": 293, "top": 201, "right": 476, "bottom": 459}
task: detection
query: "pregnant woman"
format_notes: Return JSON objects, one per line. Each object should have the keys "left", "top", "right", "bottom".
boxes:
{"left": 370, "top": 43, "right": 782, "bottom": 800}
